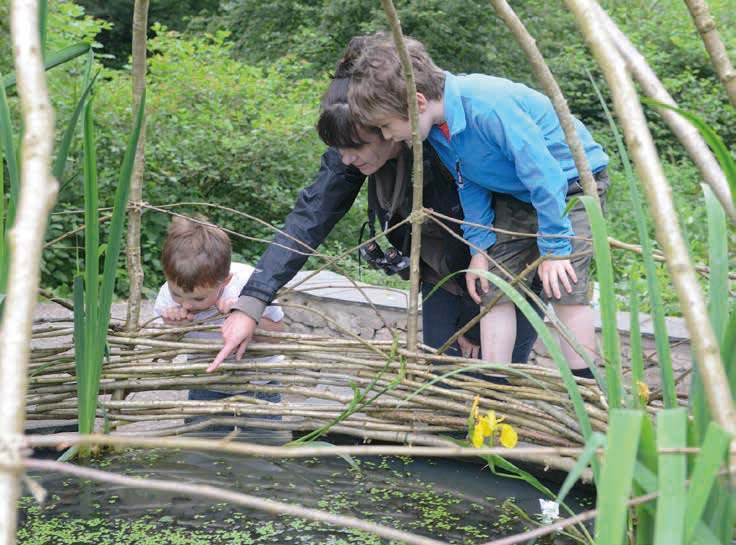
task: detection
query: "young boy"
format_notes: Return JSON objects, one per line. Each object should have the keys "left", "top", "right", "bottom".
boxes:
{"left": 348, "top": 36, "right": 609, "bottom": 376}
{"left": 154, "top": 216, "right": 285, "bottom": 429}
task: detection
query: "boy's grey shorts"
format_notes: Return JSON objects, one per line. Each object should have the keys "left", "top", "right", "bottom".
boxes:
{"left": 478, "top": 169, "right": 610, "bottom": 307}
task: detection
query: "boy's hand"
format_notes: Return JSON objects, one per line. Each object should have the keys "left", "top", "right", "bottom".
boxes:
{"left": 538, "top": 258, "right": 577, "bottom": 299}
{"left": 216, "top": 297, "right": 237, "bottom": 315}
{"left": 466, "top": 253, "right": 489, "bottom": 304}
{"left": 208, "top": 311, "right": 258, "bottom": 373}
{"left": 160, "top": 306, "right": 195, "bottom": 325}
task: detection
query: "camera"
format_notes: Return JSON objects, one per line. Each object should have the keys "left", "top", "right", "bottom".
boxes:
{"left": 360, "top": 241, "right": 410, "bottom": 280}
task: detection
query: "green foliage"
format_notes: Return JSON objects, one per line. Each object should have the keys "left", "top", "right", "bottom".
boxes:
{"left": 74, "top": 88, "right": 145, "bottom": 455}
{"left": 74, "top": 0, "right": 220, "bottom": 67}
{"left": 38, "top": 5, "right": 351, "bottom": 295}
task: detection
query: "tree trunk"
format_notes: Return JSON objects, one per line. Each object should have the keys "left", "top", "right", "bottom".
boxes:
{"left": 0, "top": 1, "right": 58, "bottom": 543}
{"left": 125, "top": 0, "right": 149, "bottom": 332}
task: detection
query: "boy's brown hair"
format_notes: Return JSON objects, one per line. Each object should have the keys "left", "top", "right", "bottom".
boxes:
{"left": 348, "top": 35, "right": 444, "bottom": 126}
{"left": 162, "top": 216, "right": 231, "bottom": 291}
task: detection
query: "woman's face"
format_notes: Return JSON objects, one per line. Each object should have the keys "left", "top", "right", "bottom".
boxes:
{"left": 338, "top": 129, "right": 403, "bottom": 175}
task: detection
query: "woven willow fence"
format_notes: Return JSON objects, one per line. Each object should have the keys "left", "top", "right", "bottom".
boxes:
{"left": 27, "top": 306, "right": 625, "bottom": 472}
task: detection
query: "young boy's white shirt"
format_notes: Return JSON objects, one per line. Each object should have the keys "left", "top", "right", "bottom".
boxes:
{"left": 154, "top": 261, "right": 284, "bottom": 386}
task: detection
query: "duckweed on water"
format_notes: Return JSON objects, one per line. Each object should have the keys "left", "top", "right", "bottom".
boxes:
{"left": 18, "top": 449, "right": 587, "bottom": 544}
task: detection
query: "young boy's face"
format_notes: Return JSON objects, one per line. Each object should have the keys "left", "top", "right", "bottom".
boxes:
{"left": 168, "top": 280, "right": 226, "bottom": 312}
{"left": 374, "top": 109, "right": 434, "bottom": 146}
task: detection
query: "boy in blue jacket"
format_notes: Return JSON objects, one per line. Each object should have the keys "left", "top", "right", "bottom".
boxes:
{"left": 348, "top": 35, "right": 609, "bottom": 377}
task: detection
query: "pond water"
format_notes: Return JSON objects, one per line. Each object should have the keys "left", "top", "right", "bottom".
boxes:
{"left": 18, "top": 432, "right": 593, "bottom": 545}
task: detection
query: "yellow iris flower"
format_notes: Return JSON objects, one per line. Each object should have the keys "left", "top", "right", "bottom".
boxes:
{"left": 636, "top": 380, "right": 650, "bottom": 405}
{"left": 469, "top": 395, "right": 518, "bottom": 448}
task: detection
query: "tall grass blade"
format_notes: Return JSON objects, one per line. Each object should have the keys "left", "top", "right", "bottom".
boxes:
{"left": 72, "top": 276, "right": 85, "bottom": 380}
{"left": 594, "top": 409, "right": 643, "bottom": 545}
{"left": 691, "top": 521, "right": 724, "bottom": 545}
{"left": 557, "top": 431, "right": 606, "bottom": 504}
{"left": 589, "top": 74, "right": 677, "bottom": 408}
{"left": 575, "top": 195, "right": 622, "bottom": 408}
{"left": 690, "top": 186, "right": 729, "bottom": 439}
{"left": 2, "top": 43, "right": 91, "bottom": 89}
{"left": 52, "top": 69, "right": 99, "bottom": 181}
{"left": 703, "top": 185, "right": 728, "bottom": 345}
{"left": 683, "top": 422, "right": 731, "bottom": 543}
{"left": 634, "top": 416, "right": 658, "bottom": 545}
{"left": 704, "top": 485, "right": 736, "bottom": 545}
{"left": 653, "top": 408, "right": 687, "bottom": 545}
{"left": 39, "top": 0, "right": 48, "bottom": 59}
{"left": 78, "top": 97, "right": 99, "bottom": 439}
{"left": 97, "top": 91, "right": 146, "bottom": 342}
{"left": 628, "top": 284, "right": 644, "bottom": 409}
{"left": 0, "top": 70, "right": 19, "bottom": 301}
{"left": 722, "top": 309, "right": 736, "bottom": 395}
{"left": 642, "top": 99, "right": 736, "bottom": 213}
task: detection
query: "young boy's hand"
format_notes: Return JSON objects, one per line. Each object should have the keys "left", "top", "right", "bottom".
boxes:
{"left": 466, "top": 253, "right": 490, "bottom": 304}
{"left": 160, "top": 306, "right": 195, "bottom": 325}
{"left": 538, "top": 258, "right": 577, "bottom": 299}
{"left": 216, "top": 297, "right": 237, "bottom": 315}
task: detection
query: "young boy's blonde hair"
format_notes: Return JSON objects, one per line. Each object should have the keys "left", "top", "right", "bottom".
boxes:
{"left": 348, "top": 34, "right": 444, "bottom": 126}
{"left": 162, "top": 216, "right": 231, "bottom": 291}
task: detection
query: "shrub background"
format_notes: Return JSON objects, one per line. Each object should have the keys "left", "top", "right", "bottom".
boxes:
{"left": 1, "top": 0, "right": 734, "bottom": 312}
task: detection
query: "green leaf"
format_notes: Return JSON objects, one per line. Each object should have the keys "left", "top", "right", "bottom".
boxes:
{"left": 690, "top": 186, "right": 727, "bottom": 439}
{"left": 307, "top": 441, "right": 362, "bottom": 473}
{"left": 590, "top": 74, "right": 677, "bottom": 408}
{"left": 3, "top": 43, "right": 91, "bottom": 89}
{"left": 594, "top": 409, "right": 643, "bottom": 545}
{"left": 628, "top": 284, "right": 645, "bottom": 409}
{"left": 653, "top": 408, "right": 687, "bottom": 545}
{"left": 557, "top": 432, "right": 606, "bottom": 505}
{"left": 634, "top": 417, "right": 658, "bottom": 544}
{"left": 722, "top": 309, "right": 736, "bottom": 396}
{"left": 683, "top": 423, "right": 732, "bottom": 543}
{"left": 52, "top": 68, "right": 99, "bottom": 181}
{"left": 38, "top": 0, "right": 48, "bottom": 59}
{"left": 96, "top": 91, "right": 146, "bottom": 343}
{"left": 0, "top": 70, "right": 19, "bottom": 298}
{"left": 79, "top": 96, "right": 99, "bottom": 439}
{"left": 575, "top": 195, "right": 622, "bottom": 408}
{"left": 642, "top": 99, "right": 736, "bottom": 215}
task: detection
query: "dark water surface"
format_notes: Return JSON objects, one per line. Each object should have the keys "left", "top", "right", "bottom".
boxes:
{"left": 18, "top": 432, "right": 593, "bottom": 544}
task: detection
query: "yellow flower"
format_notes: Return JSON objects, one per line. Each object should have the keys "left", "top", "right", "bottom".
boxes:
{"left": 498, "top": 423, "right": 518, "bottom": 448}
{"left": 468, "top": 402, "right": 517, "bottom": 449}
{"left": 636, "top": 380, "right": 650, "bottom": 405}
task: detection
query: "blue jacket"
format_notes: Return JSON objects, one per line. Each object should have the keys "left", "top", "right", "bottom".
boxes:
{"left": 428, "top": 71, "right": 609, "bottom": 256}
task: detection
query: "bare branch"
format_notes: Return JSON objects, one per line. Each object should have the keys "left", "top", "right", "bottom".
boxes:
{"left": 380, "top": 0, "right": 424, "bottom": 361}
{"left": 595, "top": 4, "right": 735, "bottom": 222}
{"left": 683, "top": 0, "right": 736, "bottom": 108}
{"left": 0, "top": 0, "right": 58, "bottom": 542}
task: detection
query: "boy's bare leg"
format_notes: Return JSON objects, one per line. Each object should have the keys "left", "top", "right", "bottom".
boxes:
{"left": 553, "top": 303, "right": 596, "bottom": 370}
{"left": 480, "top": 301, "right": 516, "bottom": 363}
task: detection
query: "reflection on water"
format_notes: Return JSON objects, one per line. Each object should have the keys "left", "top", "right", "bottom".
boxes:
{"left": 18, "top": 432, "right": 592, "bottom": 544}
